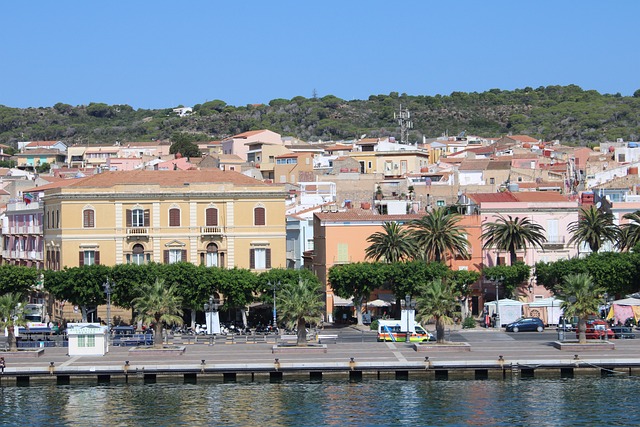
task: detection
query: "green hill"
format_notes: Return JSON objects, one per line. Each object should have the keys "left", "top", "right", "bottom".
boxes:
{"left": 1, "top": 84, "right": 639, "bottom": 147}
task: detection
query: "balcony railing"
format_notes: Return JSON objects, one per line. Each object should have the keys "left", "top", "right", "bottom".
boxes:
{"left": 200, "top": 226, "right": 225, "bottom": 236}
{"left": 543, "top": 236, "right": 565, "bottom": 248}
{"left": 126, "top": 227, "right": 149, "bottom": 237}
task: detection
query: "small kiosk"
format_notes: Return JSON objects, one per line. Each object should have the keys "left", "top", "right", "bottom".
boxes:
{"left": 67, "top": 323, "right": 109, "bottom": 356}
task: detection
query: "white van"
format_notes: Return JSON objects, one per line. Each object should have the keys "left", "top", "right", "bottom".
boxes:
{"left": 377, "top": 319, "right": 434, "bottom": 342}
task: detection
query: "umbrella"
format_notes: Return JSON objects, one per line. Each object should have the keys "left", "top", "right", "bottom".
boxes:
{"left": 367, "top": 299, "right": 391, "bottom": 308}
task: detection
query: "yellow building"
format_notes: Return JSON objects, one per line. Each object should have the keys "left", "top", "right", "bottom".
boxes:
{"left": 40, "top": 169, "right": 287, "bottom": 271}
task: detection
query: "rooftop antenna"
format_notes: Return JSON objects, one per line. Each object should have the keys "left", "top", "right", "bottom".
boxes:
{"left": 394, "top": 104, "right": 413, "bottom": 144}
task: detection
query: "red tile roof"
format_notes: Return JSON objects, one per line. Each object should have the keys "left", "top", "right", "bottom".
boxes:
{"left": 315, "top": 211, "right": 424, "bottom": 222}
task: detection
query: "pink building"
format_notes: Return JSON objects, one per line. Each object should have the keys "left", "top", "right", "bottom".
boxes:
{"left": 221, "top": 130, "right": 282, "bottom": 161}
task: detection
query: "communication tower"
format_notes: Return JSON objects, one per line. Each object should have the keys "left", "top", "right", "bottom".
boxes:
{"left": 394, "top": 104, "right": 413, "bottom": 144}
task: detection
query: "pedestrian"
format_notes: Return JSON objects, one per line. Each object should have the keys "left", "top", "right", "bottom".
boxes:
{"left": 0, "top": 357, "right": 5, "bottom": 374}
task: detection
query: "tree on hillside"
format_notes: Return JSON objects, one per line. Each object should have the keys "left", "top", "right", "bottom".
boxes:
{"left": 556, "top": 273, "right": 605, "bottom": 344}
{"left": 132, "top": 278, "right": 183, "bottom": 348}
{"left": 568, "top": 205, "right": 620, "bottom": 253}
{"left": 482, "top": 215, "right": 547, "bottom": 265}
{"left": 365, "top": 221, "right": 416, "bottom": 263}
{"left": 410, "top": 207, "right": 469, "bottom": 262}
{"left": 415, "top": 278, "right": 459, "bottom": 343}
{"left": 276, "top": 279, "right": 324, "bottom": 346}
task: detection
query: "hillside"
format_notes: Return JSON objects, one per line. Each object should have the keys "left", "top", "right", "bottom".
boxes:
{"left": 0, "top": 85, "right": 639, "bottom": 147}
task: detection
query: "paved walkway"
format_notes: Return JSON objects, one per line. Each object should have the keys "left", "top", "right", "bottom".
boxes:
{"left": 1, "top": 329, "right": 639, "bottom": 375}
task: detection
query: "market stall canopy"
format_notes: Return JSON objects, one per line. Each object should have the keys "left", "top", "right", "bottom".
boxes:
{"left": 611, "top": 298, "right": 640, "bottom": 306}
{"left": 527, "top": 297, "right": 564, "bottom": 307}
{"left": 367, "top": 299, "right": 391, "bottom": 308}
{"left": 332, "top": 295, "right": 354, "bottom": 307}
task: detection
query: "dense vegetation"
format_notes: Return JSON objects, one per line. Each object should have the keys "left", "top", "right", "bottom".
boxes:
{"left": 1, "top": 85, "right": 639, "bottom": 147}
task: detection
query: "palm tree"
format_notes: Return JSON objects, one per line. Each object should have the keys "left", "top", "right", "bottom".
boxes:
{"left": 567, "top": 205, "right": 620, "bottom": 253}
{"left": 132, "top": 278, "right": 183, "bottom": 348}
{"left": 365, "top": 221, "right": 416, "bottom": 263}
{"left": 276, "top": 279, "right": 324, "bottom": 346}
{"left": 0, "top": 293, "right": 27, "bottom": 352}
{"left": 481, "top": 215, "right": 547, "bottom": 265}
{"left": 620, "top": 210, "right": 640, "bottom": 251}
{"left": 556, "top": 273, "right": 605, "bottom": 344}
{"left": 410, "top": 207, "right": 469, "bottom": 263}
{"left": 415, "top": 278, "right": 459, "bottom": 343}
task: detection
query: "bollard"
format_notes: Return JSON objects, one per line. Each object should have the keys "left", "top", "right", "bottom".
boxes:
{"left": 49, "top": 361, "right": 55, "bottom": 375}
{"left": 349, "top": 357, "right": 356, "bottom": 371}
{"left": 274, "top": 358, "right": 280, "bottom": 371}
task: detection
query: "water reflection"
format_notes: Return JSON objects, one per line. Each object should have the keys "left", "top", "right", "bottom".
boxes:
{"left": 0, "top": 377, "right": 639, "bottom": 426}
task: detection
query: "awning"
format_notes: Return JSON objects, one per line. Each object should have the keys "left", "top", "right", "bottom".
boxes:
{"left": 332, "top": 295, "right": 353, "bottom": 307}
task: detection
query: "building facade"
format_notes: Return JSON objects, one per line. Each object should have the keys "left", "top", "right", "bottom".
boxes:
{"left": 41, "top": 170, "right": 287, "bottom": 271}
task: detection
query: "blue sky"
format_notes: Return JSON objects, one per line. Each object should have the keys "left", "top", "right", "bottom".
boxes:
{"left": 2, "top": 1, "right": 638, "bottom": 109}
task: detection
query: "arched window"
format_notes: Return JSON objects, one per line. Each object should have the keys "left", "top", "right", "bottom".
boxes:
{"left": 169, "top": 208, "right": 181, "bottom": 227}
{"left": 131, "top": 244, "right": 145, "bottom": 265}
{"left": 205, "top": 243, "right": 218, "bottom": 267}
{"left": 206, "top": 207, "right": 218, "bottom": 227}
{"left": 254, "top": 207, "right": 265, "bottom": 226}
{"left": 83, "top": 209, "right": 95, "bottom": 228}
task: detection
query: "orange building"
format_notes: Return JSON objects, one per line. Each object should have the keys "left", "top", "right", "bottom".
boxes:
{"left": 312, "top": 210, "right": 484, "bottom": 321}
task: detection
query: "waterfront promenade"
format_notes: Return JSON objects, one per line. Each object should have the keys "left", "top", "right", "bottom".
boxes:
{"left": 2, "top": 327, "right": 640, "bottom": 383}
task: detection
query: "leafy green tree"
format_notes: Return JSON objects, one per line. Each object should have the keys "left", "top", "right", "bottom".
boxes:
{"left": 410, "top": 207, "right": 469, "bottom": 262}
{"left": 44, "top": 265, "right": 110, "bottom": 322}
{"left": 217, "top": 268, "right": 259, "bottom": 327}
{"left": 365, "top": 221, "right": 416, "bottom": 263}
{"left": 482, "top": 262, "right": 531, "bottom": 299}
{"left": 0, "top": 293, "right": 27, "bottom": 351}
{"left": 329, "top": 262, "right": 386, "bottom": 325}
{"left": 0, "top": 265, "right": 40, "bottom": 295}
{"left": 568, "top": 206, "right": 620, "bottom": 253}
{"left": 415, "top": 278, "right": 459, "bottom": 343}
{"left": 132, "top": 278, "right": 183, "bottom": 347}
{"left": 555, "top": 273, "right": 605, "bottom": 344}
{"left": 276, "top": 279, "right": 324, "bottom": 345}
{"left": 110, "top": 263, "right": 162, "bottom": 309}
{"left": 482, "top": 215, "right": 547, "bottom": 265}
{"left": 169, "top": 140, "right": 201, "bottom": 158}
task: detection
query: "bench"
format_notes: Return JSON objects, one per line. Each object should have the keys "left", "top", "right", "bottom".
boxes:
{"left": 279, "top": 334, "right": 298, "bottom": 344}
{"left": 318, "top": 334, "right": 338, "bottom": 344}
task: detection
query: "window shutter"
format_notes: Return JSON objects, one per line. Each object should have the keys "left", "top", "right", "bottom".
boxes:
{"left": 164, "top": 250, "right": 169, "bottom": 264}
{"left": 181, "top": 249, "right": 187, "bottom": 261}
{"left": 250, "top": 249, "right": 255, "bottom": 269}
{"left": 254, "top": 207, "right": 265, "bottom": 226}
{"left": 266, "top": 248, "right": 271, "bottom": 269}
{"left": 206, "top": 208, "right": 218, "bottom": 226}
{"left": 126, "top": 210, "right": 132, "bottom": 227}
{"left": 170, "top": 208, "right": 180, "bottom": 227}
{"left": 497, "top": 256, "right": 506, "bottom": 266}
{"left": 79, "top": 252, "right": 84, "bottom": 267}
{"left": 144, "top": 209, "right": 150, "bottom": 227}
{"left": 95, "top": 251, "right": 100, "bottom": 265}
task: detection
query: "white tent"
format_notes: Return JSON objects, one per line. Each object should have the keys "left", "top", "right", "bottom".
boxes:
{"left": 367, "top": 299, "right": 391, "bottom": 308}
{"left": 611, "top": 298, "right": 640, "bottom": 306}
{"left": 524, "top": 297, "right": 564, "bottom": 325}
{"left": 484, "top": 299, "right": 524, "bottom": 327}
{"left": 332, "top": 295, "right": 353, "bottom": 307}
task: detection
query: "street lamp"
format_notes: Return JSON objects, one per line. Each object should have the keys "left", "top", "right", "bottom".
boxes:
{"left": 404, "top": 294, "right": 416, "bottom": 343}
{"left": 269, "top": 281, "right": 280, "bottom": 331}
{"left": 495, "top": 276, "right": 503, "bottom": 328}
{"left": 103, "top": 278, "right": 112, "bottom": 333}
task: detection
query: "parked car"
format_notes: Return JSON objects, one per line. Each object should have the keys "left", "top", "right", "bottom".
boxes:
{"left": 610, "top": 325, "right": 636, "bottom": 339}
{"left": 578, "top": 320, "right": 615, "bottom": 340}
{"left": 505, "top": 317, "right": 544, "bottom": 333}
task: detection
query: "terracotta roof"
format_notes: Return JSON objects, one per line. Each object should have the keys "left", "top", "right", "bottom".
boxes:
{"left": 507, "top": 135, "right": 540, "bottom": 143}
{"left": 468, "top": 191, "right": 570, "bottom": 204}
{"left": 315, "top": 211, "right": 423, "bottom": 222}
{"left": 232, "top": 130, "right": 269, "bottom": 138}
{"left": 467, "top": 193, "right": 518, "bottom": 204}
{"left": 27, "top": 178, "right": 83, "bottom": 192}
{"left": 216, "top": 154, "right": 244, "bottom": 163}
{"left": 25, "top": 141, "right": 60, "bottom": 148}
{"left": 458, "top": 159, "right": 490, "bottom": 171}
{"left": 324, "top": 144, "right": 353, "bottom": 151}
{"left": 15, "top": 148, "right": 64, "bottom": 156}
{"left": 49, "top": 169, "right": 267, "bottom": 189}
{"left": 276, "top": 152, "right": 310, "bottom": 159}
{"left": 486, "top": 160, "right": 512, "bottom": 170}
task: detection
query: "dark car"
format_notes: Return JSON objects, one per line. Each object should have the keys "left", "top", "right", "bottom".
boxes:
{"left": 505, "top": 317, "right": 544, "bottom": 333}
{"left": 610, "top": 325, "right": 635, "bottom": 339}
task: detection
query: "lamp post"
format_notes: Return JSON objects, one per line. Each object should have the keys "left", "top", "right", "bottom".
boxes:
{"left": 269, "top": 281, "right": 280, "bottom": 331}
{"left": 103, "top": 278, "right": 112, "bottom": 333}
{"left": 404, "top": 294, "right": 415, "bottom": 343}
{"left": 495, "top": 276, "right": 503, "bottom": 328}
